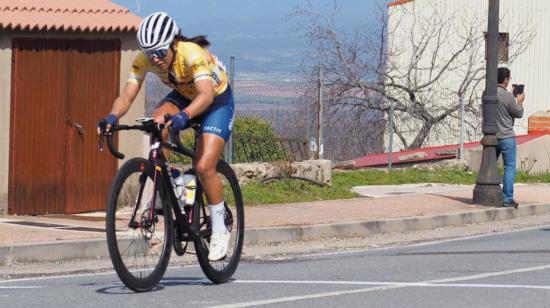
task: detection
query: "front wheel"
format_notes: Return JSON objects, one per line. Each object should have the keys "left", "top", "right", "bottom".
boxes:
{"left": 105, "top": 158, "right": 173, "bottom": 292}
{"left": 193, "top": 160, "right": 244, "bottom": 283}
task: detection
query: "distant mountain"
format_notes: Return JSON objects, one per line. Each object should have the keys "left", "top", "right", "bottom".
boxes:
{"left": 184, "top": 16, "right": 308, "bottom": 80}
{"left": 113, "top": 0, "right": 385, "bottom": 80}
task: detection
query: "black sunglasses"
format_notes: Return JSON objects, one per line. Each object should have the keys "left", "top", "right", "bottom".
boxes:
{"left": 146, "top": 46, "right": 169, "bottom": 59}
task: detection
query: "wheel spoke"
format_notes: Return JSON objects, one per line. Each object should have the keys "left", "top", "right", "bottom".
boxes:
{"left": 106, "top": 158, "right": 173, "bottom": 292}
{"left": 193, "top": 162, "right": 244, "bottom": 283}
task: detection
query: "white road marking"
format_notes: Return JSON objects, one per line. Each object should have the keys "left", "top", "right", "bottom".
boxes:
{"left": 270, "top": 223, "right": 550, "bottom": 261}
{"left": 0, "top": 271, "right": 118, "bottom": 284}
{"left": 0, "top": 224, "right": 548, "bottom": 286}
{"left": 0, "top": 264, "right": 199, "bottom": 284}
{"left": 0, "top": 286, "right": 43, "bottom": 289}
{"left": 215, "top": 264, "right": 550, "bottom": 307}
{"left": 427, "top": 264, "right": 550, "bottom": 284}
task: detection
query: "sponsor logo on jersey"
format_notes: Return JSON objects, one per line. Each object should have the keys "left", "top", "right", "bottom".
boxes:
{"left": 192, "top": 61, "right": 207, "bottom": 72}
{"left": 228, "top": 114, "right": 235, "bottom": 131}
{"left": 204, "top": 126, "right": 222, "bottom": 134}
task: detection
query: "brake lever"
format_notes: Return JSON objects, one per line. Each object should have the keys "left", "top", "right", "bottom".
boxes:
{"left": 163, "top": 113, "right": 172, "bottom": 123}
{"left": 99, "top": 133, "right": 105, "bottom": 152}
{"left": 98, "top": 119, "right": 107, "bottom": 152}
{"left": 161, "top": 113, "right": 171, "bottom": 138}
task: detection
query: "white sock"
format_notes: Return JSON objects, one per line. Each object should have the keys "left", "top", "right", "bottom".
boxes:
{"left": 209, "top": 201, "right": 227, "bottom": 233}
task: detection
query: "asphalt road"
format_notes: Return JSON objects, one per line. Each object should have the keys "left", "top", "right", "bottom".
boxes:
{"left": 3, "top": 224, "right": 550, "bottom": 307}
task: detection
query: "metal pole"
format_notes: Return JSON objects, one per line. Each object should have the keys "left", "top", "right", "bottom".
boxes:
{"left": 225, "top": 56, "right": 235, "bottom": 164}
{"left": 318, "top": 65, "right": 324, "bottom": 160}
{"left": 306, "top": 84, "right": 312, "bottom": 159}
{"left": 388, "top": 102, "right": 394, "bottom": 170}
{"left": 459, "top": 95, "right": 465, "bottom": 160}
{"left": 473, "top": 0, "right": 502, "bottom": 206}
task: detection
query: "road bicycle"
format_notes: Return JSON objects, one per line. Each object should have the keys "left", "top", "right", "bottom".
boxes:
{"left": 99, "top": 117, "right": 244, "bottom": 292}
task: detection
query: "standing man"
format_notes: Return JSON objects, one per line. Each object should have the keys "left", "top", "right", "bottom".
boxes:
{"left": 496, "top": 67, "right": 525, "bottom": 208}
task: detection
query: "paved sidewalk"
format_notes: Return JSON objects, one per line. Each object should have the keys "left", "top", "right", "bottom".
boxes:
{"left": 1, "top": 183, "right": 550, "bottom": 265}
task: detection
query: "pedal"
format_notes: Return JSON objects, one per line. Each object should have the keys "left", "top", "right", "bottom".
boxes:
{"left": 173, "top": 230, "right": 188, "bottom": 256}
{"left": 173, "top": 241, "right": 188, "bottom": 256}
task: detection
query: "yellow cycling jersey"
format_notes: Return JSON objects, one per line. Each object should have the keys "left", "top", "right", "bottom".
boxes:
{"left": 127, "top": 41, "right": 228, "bottom": 100}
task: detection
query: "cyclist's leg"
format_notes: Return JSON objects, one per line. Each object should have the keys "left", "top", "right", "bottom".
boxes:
{"left": 194, "top": 88, "right": 234, "bottom": 261}
{"left": 195, "top": 87, "right": 234, "bottom": 204}
{"left": 195, "top": 133, "right": 230, "bottom": 261}
{"left": 152, "top": 102, "right": 179, "bottom": 159}
{"left": 152, "top": 91, "right": 189, "bottom": 159}
{"left": 195, "top": 133, "right": 226, "bottom": 204}
{"left": 195, "top": 87, "right": 234, "bottom": 205}
{"left": 148, "top": 92, "right": 187, "bottom": 209}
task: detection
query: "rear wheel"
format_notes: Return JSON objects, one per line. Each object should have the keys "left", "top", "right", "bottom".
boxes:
{"left": 106, "top": 158, "right": 173, "bottom": 292}
{"left": 193, "top": 161, "right": 244, "bottom": 283}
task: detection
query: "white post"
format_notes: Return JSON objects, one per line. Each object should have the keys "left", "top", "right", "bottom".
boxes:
{"left": 318, "top": 65, "right": 324, "bottom": 159}
{"left": 225, "top": 56, "right": 235, "bottom": 164}
{"left": 388, "top": 102, "right": 394, "bottom": 169}
{"left": 459, "top": 95, "right": 465, "bottom": 160}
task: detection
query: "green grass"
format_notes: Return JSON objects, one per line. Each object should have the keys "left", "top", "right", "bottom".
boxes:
{"left": 516, "top": 171, "right": 550, "bottom": 183}
{"left": 240, "top": 167, "right": 550, "bottom": 206}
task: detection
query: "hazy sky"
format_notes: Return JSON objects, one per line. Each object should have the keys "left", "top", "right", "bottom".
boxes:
{"left": 112, "top": 0, "right": 386, "bottom": 80}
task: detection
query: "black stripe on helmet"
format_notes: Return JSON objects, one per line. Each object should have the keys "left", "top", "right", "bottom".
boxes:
{"left": 143, "top": 14, "right": 156, "bottom": 45}
{"left": 158, "top": 18, "right": 173, "bottom": 47}
{"left": 149, "top": 13, "right": 163, "bottom": 47}
{"left": 138, "top": 18, "right": 149, "bottom": 47}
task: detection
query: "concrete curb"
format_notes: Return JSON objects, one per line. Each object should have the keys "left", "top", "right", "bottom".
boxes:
{"left": 246, "top": 203, "right": 550, "bottom": 245}
{"left": 1, "top": 203, "right": 550, "bottom": 265}
{"left": 0, "top": 238, "right": 108, "bottom": 265}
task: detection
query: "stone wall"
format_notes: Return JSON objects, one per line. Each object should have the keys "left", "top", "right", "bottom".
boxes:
{"left": 231, "top": 160, "right": 332, "bottom": 186}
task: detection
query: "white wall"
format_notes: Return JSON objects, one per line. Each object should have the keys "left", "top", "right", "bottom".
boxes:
{"left": 0, "top": 34, "right": 12, "bottom": 214}
{"left": 118, "top": 35, "right": 146, "bottom": 166}
{"left": 387, "top": 0, "right": 546, "bottom": 149}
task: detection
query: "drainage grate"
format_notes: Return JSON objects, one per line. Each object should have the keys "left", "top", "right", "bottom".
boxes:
{"left": 45, "top": 214, "right": 105, "bottom": 222}
{"left": 58, "top": 226, "right": 105, "bottom": 233}
{"left": 3, "top": 221, "right": 67, "bottom": 228}
{"left": 386, "top": 192, "right": 414, "bottom": 195}
{"left": 2, "top": 221, "right": 105, "bottom": 233}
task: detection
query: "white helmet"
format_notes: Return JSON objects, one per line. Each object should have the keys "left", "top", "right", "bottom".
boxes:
{"left": 137, "top": 12, "right": 179, "bottom": 51}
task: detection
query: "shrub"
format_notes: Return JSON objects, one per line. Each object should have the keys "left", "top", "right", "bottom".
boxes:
{"left": 170, "top": 116, "right": 285, "bottom": 164}
{"left": 170, "top": 129, "right": 195, "bottom": 165}
{"left": 231, "top": 116, "right": 285, "bottom": 162}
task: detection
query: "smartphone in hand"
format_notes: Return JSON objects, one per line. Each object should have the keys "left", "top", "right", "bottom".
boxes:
{"left": 512, "top": 84, "right": 525, "bottom": 97}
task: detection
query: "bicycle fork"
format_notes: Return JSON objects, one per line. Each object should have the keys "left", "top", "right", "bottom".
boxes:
{"left": 127, "top": 163, "right": 158, "bottom": 229}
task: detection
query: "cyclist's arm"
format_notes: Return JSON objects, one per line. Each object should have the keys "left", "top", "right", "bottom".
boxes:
{"left": 109, "top": 53, "right": 148, "bottom": 119}
{"left": 109, "top": 82, "right": 141, "bottom": 119}
{"left": 184, "top": 79, "right": 214, "bottom": 118}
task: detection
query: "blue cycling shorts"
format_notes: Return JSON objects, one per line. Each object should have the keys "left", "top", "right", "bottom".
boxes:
{"left": 160, "top": 87, "right": 235, "bottom": 142}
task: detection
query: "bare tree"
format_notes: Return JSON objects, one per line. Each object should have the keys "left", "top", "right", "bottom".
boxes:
{"left": 291, "top": 0, "right": 535, "bottom": 150}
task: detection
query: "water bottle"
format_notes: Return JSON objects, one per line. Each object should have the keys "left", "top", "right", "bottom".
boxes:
{"left": 182, "top": 173, "right": 197, "bottom": 206}
{"left": 170, "top": 167, "right": 186, "bottom": 213}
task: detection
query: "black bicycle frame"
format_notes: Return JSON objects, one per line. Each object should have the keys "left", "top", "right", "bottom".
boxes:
{"left": 101, "top": 120, "right": 200, "bottom": 240}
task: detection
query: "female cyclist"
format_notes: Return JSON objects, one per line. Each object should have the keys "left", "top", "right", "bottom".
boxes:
{"left": 98, "top": 12, "right": 233, "bottom": 261}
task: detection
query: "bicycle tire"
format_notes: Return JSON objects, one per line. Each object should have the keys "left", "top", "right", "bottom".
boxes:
{"left": 106, "top": 158, "right": 173, "bottom": 292}
{"left": 193, "top": 160, "right": 244, "bottom": 283}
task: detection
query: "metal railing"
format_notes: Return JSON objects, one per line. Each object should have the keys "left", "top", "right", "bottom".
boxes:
{"left": 144, "top": 59, "right": 386, "bottom": 163}
{"left": 230, "top": 136, "right": 309, "bottom": 163}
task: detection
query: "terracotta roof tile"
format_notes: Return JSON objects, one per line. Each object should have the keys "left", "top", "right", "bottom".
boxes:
{"left": 353, "top": 132, "right": 548, "bottom": 168}
{"left": 0, "top": 0, "right": 141, "bottom": 32}
{"left": 387, "top": 0, "right": 414, "bottom": 7}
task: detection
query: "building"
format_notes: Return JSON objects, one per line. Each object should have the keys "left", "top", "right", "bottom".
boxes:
{"left": 386, "top": 0, "right": 544, "bottom": 150}
{"left": 0, "top": 0, "right": 145, "bottom": 215}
